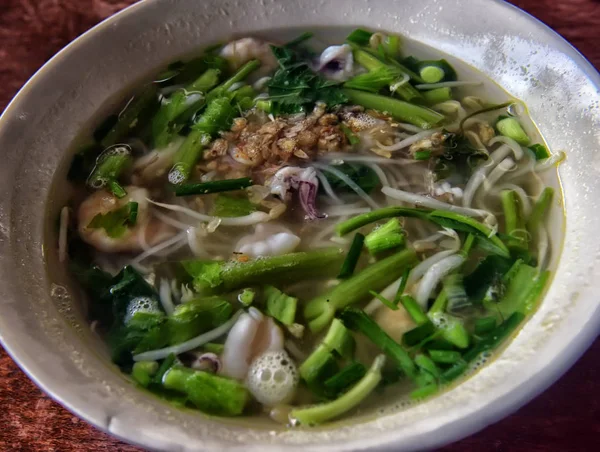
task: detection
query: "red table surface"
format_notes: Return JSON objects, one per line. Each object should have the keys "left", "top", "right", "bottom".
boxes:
{"left": 1, "top": 0, "right": 599, "bottom": 450}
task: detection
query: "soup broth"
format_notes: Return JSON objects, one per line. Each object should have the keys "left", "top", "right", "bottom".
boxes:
{"left": 58, "top": 28, "right": 563, "bottom": 427}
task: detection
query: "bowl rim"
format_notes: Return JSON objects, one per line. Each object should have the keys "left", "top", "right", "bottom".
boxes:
{"left": 0, "top": 0, "right": 599, "bottom": 450}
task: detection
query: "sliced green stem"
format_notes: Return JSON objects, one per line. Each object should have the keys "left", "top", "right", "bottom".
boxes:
{"left": 338, "top": 233, "right": 365, "bottom": 278}
{"left": 168, "top": 130, "right": 211, "bottom": 184}
{"left": 305, "top": 249, "right": 418, "bottom": 332}
{"left": 342, "top": 89, "right": 444, "bottom": 129}
{"left": 174, "top": 177, "right": 253, "bottom": 196}
{"left": 290, "top": 355, "right": 386, "bottom": 425}
{"left": 527, "top": 187, "right": 554, "bottom": 239}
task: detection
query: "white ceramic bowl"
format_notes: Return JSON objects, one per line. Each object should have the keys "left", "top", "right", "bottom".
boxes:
{"left": 0, "top": 0, "right": 599, "bottom": 450}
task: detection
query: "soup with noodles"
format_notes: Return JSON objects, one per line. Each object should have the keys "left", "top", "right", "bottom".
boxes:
{"left": 59, "top": 29, "right": 564, "bottom": 426}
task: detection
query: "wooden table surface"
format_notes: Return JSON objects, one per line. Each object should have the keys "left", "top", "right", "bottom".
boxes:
{"left": 1, "top": 0, "right": 599, "bottom": 450}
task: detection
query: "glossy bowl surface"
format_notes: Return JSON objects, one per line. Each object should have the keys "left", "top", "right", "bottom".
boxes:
{"left": 0, "top": 0, "right": 599, "bottom": 450}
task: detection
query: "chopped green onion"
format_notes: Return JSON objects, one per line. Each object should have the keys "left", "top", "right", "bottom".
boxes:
{"left": 87, "top": 146, "right": 133, "bottom": 198}
{"left": 410, "top": 383, "right": 438, "bottom": 400}
{"left": 364, "top": 218, "right": 405, "bottom": 254}
{"left": 496, "top": 117, "right": 530, "bottom": 146}
{"left": 340, "top": 123, "right": 360, "bottom": 145}
{"left": 340, "top": 308, "right": 416, "bottom": 378}
{"left": 394, "top": 267, "right": 411, "bottom": 302}
{"left": 414, "top": 150, "right": 431, "bottom": 160}
{"left": 527, "top": 187, "right": 554, "bottom": 240}
{"left": 420, "top": 66, "right": 445, "bottom": 84}
{"left": 415, "top": 353, "right": 441, "bottom": 378}
{"left": 131, "top": 361, "right": 159, "bottom": 387}
{"left": 422, "top": 87, "right": 452, "bottom": 105}
{"left": 428, "top": 290, "right": 447, "bottom": 314}
{"left": 369, "top": 290, "right": 399, "bottom": 311}
{"left": 400, "top": 295, "right": 429, "bottom": 325}
{"left": 342, "top": 88, "right": 444, "bottom": 129}
{"left": 324, "top": 362, "right": 367, "bottom": 397}
{"left": 337, "top": 232, "right": 365, "bottom": 278}
{"left": 402, "top": 321, "right": 436, "bottom": 347}
{"left": 237, "top": 288, "right": 255, "bottom": 307}
{"left": 264, "top": 285, "right": 298, "bottom": 326}
{"left": 128, "top": 202, "right": 139, "bottom": 225}
{"left": 174, "top": 177, "right": 253, "bottom": 196}
{"left": 346, "top": 29, "right": 374, "bottom": 46}
{"left": 100, "top": 85, "right": 158, "bottom": 148}
{"left": 285, "top": 32, "right": 314, "bottom": 47}
{"left": 474, "top": 316, "right": 497, "bottom": 335}
{"left": 306, "top": 250, "right": 418, "bottom": 332}
{"left": 428, "top": 349, "right": 462, "bottom": 364}
{"left": 290, "top": 355, "right": 386, "bottom": 425}
{"left": 529, "top": 143, "right": 550, "bottom": 160}
{"left": 443, "top": 274, "right": 470, "bottom": 312}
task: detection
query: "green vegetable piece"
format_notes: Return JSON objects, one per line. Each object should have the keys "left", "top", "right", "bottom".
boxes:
{"left": 428, "top": 312, "right": 470, "bottom": 349}
{"left": 415, "top": 354, "right": 441, "bottom": 378}
{"left": 237, "top": 288, "right": 255, "bottom": 307}
{"left": 206, "top": 59, "right": 261, "bottom": 104}
{"left": 152, "top": 68, "right": 221, "bottom": 147}
{"left": 403, "top": 57, "right": 457, "bottom": 82}
{"left": 167, "top": 296, "right": 233, "bottom": 345}
{"left": 343, "top": 89, "right": 444, "bottom": 129}
{"left": 87, "top": 146, "right": 133, "bottom": 198}
{"left": 351, "top": 48, "right": 422, "bottom": 102}
{"left": 174, "top": 177, "right": 253, "bottom": 197}
{"left": 163, "top": 366, "right": 249, "bottom": 415}
{"left": 264, "top": 285, "right": 298, "bottom": 326}
{"left": 501, "top": 189, "right": 527, "bottom": 249}
{"left": 414, "top": 150, "right": 431, "bottom": 160}
{"left": 340, "top": 308, "right": 416, "bottom": 379}
{"left": 344, "top": 66, "right": 405, "bottom": 93}
{"left": 427, "top": 210, "right": 510, "bottom": 258}
{"left": 420, "top": 66, "right": 445, "bottom": 84}
{"left": 340, "top": 123, "right": 360, "bottom": 145}
{"left": 440, "top": 360, "right": 469, "bottom": 382}
{"left": 428, "top": 349, "right": 462, "bottom": 364}
{"left": 152, "top": 353, "right": 177, "bottom": 384}
{"left": 483, "top": 261, "right": 549, "bottom": 318}
{"left": 299, "top": 319, "right": 355, "bottom": 384}
{"left": 364, "top": 218, "right": 405, "bottom": 255}
{"left": 422, "top": 87, "right": 452, "bottom": 105}
{"left": 402, "top": 321, "right": 436, "bottom": 347}
{"left": 527, "top": 187, "right": 554, "bottom": 241}
{"left": 101, "top": 85, "right": 159, "bottom": 148}
{"left": 284, "top": 32, "right": 314, "bottom": 47}
{"left": 443, "top": 273, "right": 470, "bottom": 313}
{"left": 428, "top": 290, "right": 447, "bottom": 315}
{"left": 168, "top": 129, "right": 211, "bottom": 185}
{"left": 87, "top": 202, "right": 138, "bottom": 238}
{"left": 182, "top": 248, "right": 345, "bottom": 294}
{"left": 336, "top": 206, "right": 428, "bottom": 236}
{"left": 338, "top": 233, "right": 365, "bottom": 278}
{"left": 410, "top": 383, "right": 438, "bottom": 400}
{"left": 369, "top": 290, "right": 399, "bottom": 311}
{"left": 324, "top": 362, "right": 367, "bottom": 397}
{"left": 529, "top": 143, "right": 550, "bottom": 160}
{"left": 305, "top": 249, "right": 418, "bottom": 332}
{"left": 400, "top": 295, "right": 428, "bottom": 325}
{"left": 474, "top": 316, "right": 497, "bottom": 335}
{"left": 211, "top": 194, "right": 256, "bottom": 217}
{"left": 131, "top": 361, "right": 159, "bottom": 387}
{"left": 267, "top": 46, "right": 347, "bottom": 114}
{"left": 462, "top": 312, "right": 525, "bottom": 362}
{"left": 290, "top": 355, "right": 386, "bottom": 425}
{"left": 346, "top": 28, "right": 374, "bottom": 46}
{"left": 202, "top": 343, "right": 225, "bottom": 354}
{"left": 496, "top": 117, "right": 530, "bottom": 145}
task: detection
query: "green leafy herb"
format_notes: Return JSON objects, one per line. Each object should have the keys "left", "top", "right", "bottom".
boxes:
{"left": 87, "top": 202, "right": 139, "bottom": 238}
{"left": 266, "top": 45, "right": 347, "bottom": 114}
